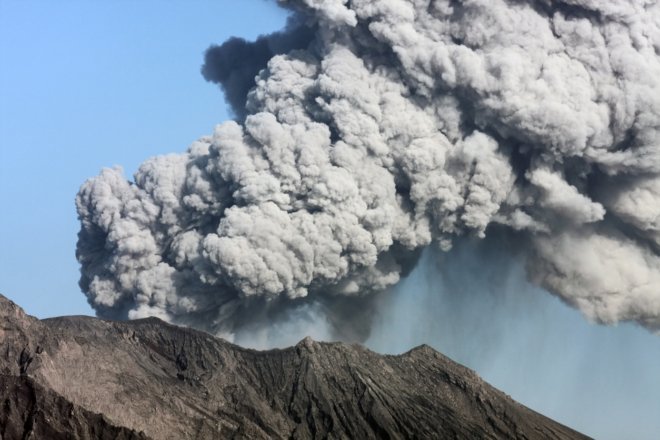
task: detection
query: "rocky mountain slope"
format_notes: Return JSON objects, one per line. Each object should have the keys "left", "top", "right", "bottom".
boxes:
{"left": 0, "top": 294, "right": 590, "bottom": 439}
{"left": 0, "top": 375, "right": 147, "bottom": 439}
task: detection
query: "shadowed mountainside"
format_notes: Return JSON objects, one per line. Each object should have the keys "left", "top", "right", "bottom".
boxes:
{"left": 0, "top": 375, "right": 147, "bottom": 440}
{"left": 0, "top": 294, "right": 591, "bottom": 439}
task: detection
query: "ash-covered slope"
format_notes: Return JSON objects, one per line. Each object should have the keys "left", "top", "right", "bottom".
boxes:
{"left": 0, "top": 375, "right": 147, "bottom": 440}
{"left": 0, "top": 294, "right": 590, "bottom": 439}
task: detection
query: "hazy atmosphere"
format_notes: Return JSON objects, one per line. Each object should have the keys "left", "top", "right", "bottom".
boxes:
{"left": 1, "top": 1, "right": 659, "bottom": 439}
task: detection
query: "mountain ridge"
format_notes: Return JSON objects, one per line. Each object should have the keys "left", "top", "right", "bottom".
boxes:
{"left": 0, "top": 294, "right": 591, "bottom": 439}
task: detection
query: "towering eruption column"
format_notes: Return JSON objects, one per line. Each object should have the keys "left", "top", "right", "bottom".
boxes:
{"left": 76, "top": 0, "right": 660, "bottom": 340}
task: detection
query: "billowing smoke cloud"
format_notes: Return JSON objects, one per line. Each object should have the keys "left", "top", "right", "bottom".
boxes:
{"left": 201, "top": 13, "right": 316, "bottom": 119}
{"left": 76, "top": 0, "right": 660, "bottom": 341}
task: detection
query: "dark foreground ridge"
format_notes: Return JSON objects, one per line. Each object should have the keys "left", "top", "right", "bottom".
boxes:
{"left": 0, "top": 294, "right": 591, "bottom": 439}
{"left": 0, "top": 375, "right": 147, "bottom": 440}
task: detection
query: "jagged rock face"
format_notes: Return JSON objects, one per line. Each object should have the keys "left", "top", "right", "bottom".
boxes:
{"left": 0, "top": 295, "right": 590, "bottom": 439}
{"left": 0, "top": 376, "right": 147, "bottom": 440}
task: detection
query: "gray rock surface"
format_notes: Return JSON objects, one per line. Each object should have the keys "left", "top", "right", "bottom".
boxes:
{"left": 0, "top": 375, "right": 147, "bottom": 440}
{"left": 0, "top": 294, "right": 590, "bottom": 439}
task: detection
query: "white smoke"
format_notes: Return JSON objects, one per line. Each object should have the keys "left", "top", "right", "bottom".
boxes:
{"left": 76, "top": 0, "right": 660, "bottom": 339}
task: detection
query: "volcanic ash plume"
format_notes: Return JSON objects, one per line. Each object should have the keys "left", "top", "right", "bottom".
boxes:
{"left": 76, "top": 0, "right": 660, "bottom": 340}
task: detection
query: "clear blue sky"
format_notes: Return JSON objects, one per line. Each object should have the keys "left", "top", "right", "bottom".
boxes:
{"left": 0, "top": 0, "right": 288, "bottom": 316}
{"left": 0, "top": 2, "right": 658, "bottom": 439}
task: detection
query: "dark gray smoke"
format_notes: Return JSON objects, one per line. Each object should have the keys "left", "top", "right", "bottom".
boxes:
{"left": 201, "top": 13, "right": 316, "bottom": 119}
{"left": 76, "top": 0, "right": 660, "bottom": 342}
